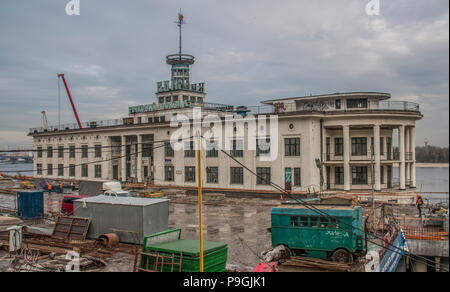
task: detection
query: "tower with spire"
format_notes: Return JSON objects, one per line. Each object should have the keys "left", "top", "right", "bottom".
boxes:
{"left": 156, "top": 11, "right": 205, "bottom": 106}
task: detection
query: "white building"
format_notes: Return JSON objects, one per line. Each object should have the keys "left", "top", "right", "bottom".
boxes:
{"left": 29, "top": 22, "right": 422, "bottom": 194}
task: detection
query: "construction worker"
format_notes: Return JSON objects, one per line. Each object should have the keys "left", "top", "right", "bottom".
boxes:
{"left": 59, "top": 183, "right": 63, "bottom": 193}
{"left": 416, "top": 194, "right": 424, "bottom": 218}
{"left": 48, "top": 183, "right": 52, "bottom": 193}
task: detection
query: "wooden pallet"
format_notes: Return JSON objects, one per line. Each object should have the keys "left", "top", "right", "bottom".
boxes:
{"left": 52, "top": 216, "right": 90, "bottom": 241}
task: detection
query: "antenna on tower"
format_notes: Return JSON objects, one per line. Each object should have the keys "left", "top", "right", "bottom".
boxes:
{"left": 175, "top": 9, "right": 186, "bottom": 58}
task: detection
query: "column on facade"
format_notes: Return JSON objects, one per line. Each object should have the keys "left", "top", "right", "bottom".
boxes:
{"left": 322, "top": 127, "right": 327, "bottom": 189}
{"left": 398, "top": 125, "right": 406, "bottom": 190}
{"left": 410, "top": 127, "right": 416, "bottom": 188}
{"left": 137, "top": 134, "right": 142, "bottom": 183}
{"left": 373, "top": 124, "right": 381, "bottom": 191}
{"left": 343, "top": 125, "right": 351, "bottom": 191}
{"left": 405, "top": 127, "right": 411, "bottom": 186}
{"left": 121, "top": 135, "right": 126, "bottom": 182}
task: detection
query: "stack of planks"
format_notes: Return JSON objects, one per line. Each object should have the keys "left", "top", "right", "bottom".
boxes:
{"left": 283, "top": 256, "right": 351, "bottom": 272}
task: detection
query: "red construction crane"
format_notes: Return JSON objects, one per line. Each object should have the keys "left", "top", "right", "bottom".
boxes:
{"left": 57, "top": 73, "right": 82, "bottom": 129}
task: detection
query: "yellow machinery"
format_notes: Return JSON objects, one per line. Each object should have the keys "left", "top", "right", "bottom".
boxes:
{"left": 20, "top": 181, "right": 35, "bottom": 189}
{"left": 138, "top": 192, "right": 164, "bottom": 198}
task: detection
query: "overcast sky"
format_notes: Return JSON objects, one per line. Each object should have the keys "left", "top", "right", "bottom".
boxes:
{"left": 0, "top": 0, "right": 448, "bottom": 148}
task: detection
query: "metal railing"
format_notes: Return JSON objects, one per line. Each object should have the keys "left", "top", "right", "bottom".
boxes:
{"left": 29, "top": 100, "right": 420, "bottom": 133}
{"left": 29, "top": 119, "right": 125, "bottom": 134}
{"left": 401, "top": 226, "right": 448, "bottom": 241}
{"left": 323, "top": 151, "right": 398, "bottom": 162}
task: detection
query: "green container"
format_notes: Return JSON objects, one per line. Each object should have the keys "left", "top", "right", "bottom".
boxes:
{"left": 141, "top": 228, "right": 228, "bottom": 272}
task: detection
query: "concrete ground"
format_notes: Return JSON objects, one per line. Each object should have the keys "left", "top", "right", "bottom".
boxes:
{"left": 166, "top": 193, "right": 281, "bottom": 271}
{"left": 0, "top": 190, "right": 281, "bottom": 272}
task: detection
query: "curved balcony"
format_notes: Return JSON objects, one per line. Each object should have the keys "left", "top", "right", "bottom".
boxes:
{"left": 166, "top": 54, "right": 195, "bottom": 65}
{"left": 245, "top": 101, "right": 421, "bottom": 115}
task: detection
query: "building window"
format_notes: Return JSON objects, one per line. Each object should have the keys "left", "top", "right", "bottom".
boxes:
{"left": 206, "top": 140, "right": 218, "bottom": 157}
{"left": 198, "top": 97, "right": 203, "bottom": 103}
{"left": 386, "top": 137, "right": 392, "bottom": 160}
{"left": 164, "top": 166, "right": 174, "bottom": 182}
{"left": 143, "top": 143, "right": 153, "bottom": 158}
{"left": 206, "top": 167, "right": 219, "bottom": 184}
{"left": 256, "top": 167, "right": 271, "bottom": 185}
{"left": 352, "top": 166, "right": 368, "bottom": 185}
{"left": 95, "top": 145, "right": 102, "bottom": 158}
{"left": 335, "top": 166, "right": 344, "bottom": 185}
{"left": 285, "top": 138, "right": 300, "bottom": 156}
{"left": 183, "top": 95, "right": 189, "bottom": 101}
{"left": 37, "top": 147, "right": 43, "bottom": 158}
{"left": 69, "top": 164, "right": 75, "bottom": 177}
{"left": 37, "top": 164, "right": 42, "bottom": 175}
{"left": 190, "top": 96, "right": 196, "bottom": 102}
{"left": 380, "top": 137, "right": 384, "bottom": 155}
{"left": 231, "top": 140, "right": 243, "bottom": 157}
{"left": 47, "top": 146, "right": 53, "bottom": 158}
{"left": 47, "top": 164, "right": 53, "bottom": 175}
{"left": 335, "top": 99, "right": 341, "bottom": 109}
{"left": 95, "top": 165, "right": 102, "bottom": 178}
{"left": 230, "top": 167, "right": 243, "bottom": 184}
{"left": 165, "top": 96, "right": 171, "bottom": 103}
{"left": 347, "top": 98, "right": 368, "bottom": 109}
{"left": 165, "top": 142, "right": 174, "bottom": 157}
{"left": 256, "top": 139, "right": 270, "bottom": 156}
{"left": 334, "top": 138, "right": 344, "bottom": 156}
{"left": 58, "top": 164, "right": 64, "bottom": 176}
{"left": 58, "top": 146, "right": 64, "bottom": 158}
{"left": 81, "top": 164, "right": 88, "bottom": 177}
{"left": 172, "top": 95, "right": 179, "bottom": 102}
{"left": 159, "top": 97, "right": 164, "bottom": 104}
{"left": 294, "top": 168, "right": 301, "bottom": 187}
{"left": 69, "top": 145, "right": 75, "bottom": 158}
{"left": 352, "top": 137, "right": 367, "bottom": 156}
{"left": 185, "top": 166, "right": 196, "bottom": 183}
{"left": 184, "top": 141, "right": 195, "bottom": 157}
{"left": 81, "top": 145, "right": 88, "bottom": 158}
{"left": 380, "top": 166, "right": 384, "bottom": 184}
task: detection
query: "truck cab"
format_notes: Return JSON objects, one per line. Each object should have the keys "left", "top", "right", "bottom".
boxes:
{"left": 61, "top": 195, "right": 89, "bottom": 215}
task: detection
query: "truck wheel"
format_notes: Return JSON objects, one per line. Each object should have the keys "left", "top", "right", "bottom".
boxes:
{"left": 331, "top": 249, "right": 353, "bottom": 264}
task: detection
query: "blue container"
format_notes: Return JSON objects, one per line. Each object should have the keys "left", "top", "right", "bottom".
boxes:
{"left": 17, "top": 190, "right": 44, "bottom": 219}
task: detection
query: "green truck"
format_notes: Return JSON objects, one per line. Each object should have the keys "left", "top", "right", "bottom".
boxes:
{"left": 271, "top": 205, "right": 365, "bottom": 263}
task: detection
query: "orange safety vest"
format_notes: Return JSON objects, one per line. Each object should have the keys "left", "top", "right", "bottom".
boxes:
{"left": 48, "top": 184, "right": 52, "bottom": 190}
{"left": 417, "top": 197, "right": 423, "bottom": 205}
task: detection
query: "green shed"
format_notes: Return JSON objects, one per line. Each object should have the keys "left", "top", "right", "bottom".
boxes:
{"left": 139, "top": 228, "right": 228, "bottom": 272}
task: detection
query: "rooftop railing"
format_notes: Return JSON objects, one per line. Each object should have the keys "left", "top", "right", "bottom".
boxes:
{"left": 29, "top": 100, "right": 420, "bottom": 134}
{"left": 245, "top": 100, "right": 420, "bottom": 115}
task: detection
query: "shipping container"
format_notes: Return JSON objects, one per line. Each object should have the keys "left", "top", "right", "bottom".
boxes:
{"left": 16, "top": 190, "right": 44, "bottom": 220}
{"left": 140, "top": 228, "right": 228, "bottom": 272}
{"left": 73, "top": 196, "right": 169, "bottom": 244}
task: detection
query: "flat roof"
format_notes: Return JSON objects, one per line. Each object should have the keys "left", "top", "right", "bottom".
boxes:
{"left": 273, "top": 204, "right": 358, "bottom": 210}
{"left": 261, "top": 92, "right": 391, "bottom": 104}
{"left": 76, "top": 195, "right": 170, "bottom": 206}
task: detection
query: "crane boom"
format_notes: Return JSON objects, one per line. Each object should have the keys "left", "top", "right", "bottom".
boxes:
{"left": 57, "top": 73, "right": 83, "bottom": 129}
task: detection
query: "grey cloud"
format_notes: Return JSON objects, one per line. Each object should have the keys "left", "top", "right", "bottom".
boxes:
{"left": 0, "top": 0, "right": 448, "bottom": 147}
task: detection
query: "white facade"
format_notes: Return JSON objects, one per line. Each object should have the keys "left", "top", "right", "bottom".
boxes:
{"left": 29, "top": 52, "right": 422, "bottom": 193}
